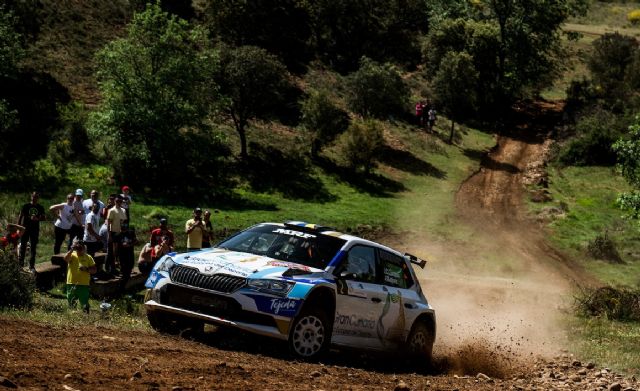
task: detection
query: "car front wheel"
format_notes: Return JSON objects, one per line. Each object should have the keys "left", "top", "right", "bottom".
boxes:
{"left": 288, "top": 308, "right": 330, "bottom": 359}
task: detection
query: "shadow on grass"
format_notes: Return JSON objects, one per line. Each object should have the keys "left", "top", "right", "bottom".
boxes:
{"left": 378, "top": 145, "right": 446, "bottom": 179}
{"left": 315, "top": 156, "right": 405, "bottom": 197}
{"left": 462, "top": 147, "right": 488, "bottom": 162}
{"left": 242, "top": 142, "right": 336, "bottom": 202}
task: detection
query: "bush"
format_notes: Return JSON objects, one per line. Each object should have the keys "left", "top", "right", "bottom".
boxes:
{"left": 0, "top": 249, "right": 35, "bottom": 309}
{"left": 575, "top": 286, "right": 640, "bottom": 321}
{"left": 342, "top": 119, "right": 384, "bottom": 173}
{"left": 586, "top": 231, "right": 623, "bottom": 263}
{"left": 559, "top": 109, "right": 621, "bottom": 166}
{"left": 300, "top": 90, "right": 350, "bottom": 158}
{"left": 628, "top": 9, "right": 640, "bottom": 25}
{"left": 346, "top": 57, "right": 409, "bottom": 119}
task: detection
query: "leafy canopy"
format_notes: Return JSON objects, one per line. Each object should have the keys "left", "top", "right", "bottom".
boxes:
{"left": 89, "top": 2, "right": 223, "bottom": 190}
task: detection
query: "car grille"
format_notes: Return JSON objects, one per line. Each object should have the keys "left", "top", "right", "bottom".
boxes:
{"left": 170, "top": 265, "right": 246, "bottom": 293}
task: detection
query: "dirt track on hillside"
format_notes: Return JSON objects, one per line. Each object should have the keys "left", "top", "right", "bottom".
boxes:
{"left": 1, "top": 102, "right": 631, "bottom": 390}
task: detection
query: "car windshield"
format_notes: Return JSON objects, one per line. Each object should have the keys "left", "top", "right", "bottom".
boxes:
{"left": 217, "top": 224, "right": 346, "bottom": 270}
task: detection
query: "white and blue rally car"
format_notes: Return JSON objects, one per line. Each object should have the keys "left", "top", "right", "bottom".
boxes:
{"left": 144, "top": 221, "right": 436, "bottom": 360}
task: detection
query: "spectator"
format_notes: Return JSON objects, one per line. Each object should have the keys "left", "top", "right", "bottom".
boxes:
{"left": 185, "top": 208, "right": 205, "bottom": 251}
{"left": 49, "top": 194, "right": 75, "bottom": 254}
{"left": 120, "top": 185, "right": 133, "bottom": 219}
{"left": 1, "top": 223, "right": 23, "bottom": 254}
{"left": 137, "top": 242, "right": 153, "bottom": 275}
{"left": 68, "top": 189, "right": 85, "bottom": 248}
{"left": 415, "top": 101, "right": 425, "bottom": 126}
{"left": 18, "top": 191, "right": 46, "bottom": 271}
{"left": 201, "top": 210, "right": 214, "bottom": 248}
{"left": 153, "top": 235, "right": 171, "bottom": 262}
{"left": 64, "top": 240, "right": 97, "bottom": 313}
{"left": 150, "top": 218, "right": 174, "bottom": 249}
{"left": 106, "top": 195, "right": 127, "bottom": 275}
{"left": 83, "top": 203, "right": 102, "bottom": 257}
{"left": 427, "top": 107, "right": 437, "bottom": 132}
{"left": 101, "top": 194, "right": 116, "bottom": 220}
{"left": 118, "top": 226, "right": 137, "bottom": 293}
{"left": 82, "top": 190, "right": 104, "bottom": 217}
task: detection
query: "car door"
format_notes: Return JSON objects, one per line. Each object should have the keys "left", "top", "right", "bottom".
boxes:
{"left": 332, "top": 244, "right": 387, "bottom": 349}
{"left": 376, "top": 249, "right": 419, "bottom": 349}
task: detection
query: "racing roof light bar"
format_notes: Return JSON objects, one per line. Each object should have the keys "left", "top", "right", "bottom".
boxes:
{"left": 405, "top": 253, "right": 427, "bottom": 269}
{"left": 283, "top": 221, "right": 336, "bottom": 234}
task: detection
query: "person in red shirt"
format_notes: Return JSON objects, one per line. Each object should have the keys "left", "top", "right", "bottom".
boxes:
{"left": 149, "top": 218, "right": 174, "bottom": 250}
{"left": 1, "top": 224, "right": 23, "bottom": 254}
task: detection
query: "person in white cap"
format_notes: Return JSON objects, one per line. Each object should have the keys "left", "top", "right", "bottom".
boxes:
{"left": 69, "top": 188, "right": 85, "bottom": 248}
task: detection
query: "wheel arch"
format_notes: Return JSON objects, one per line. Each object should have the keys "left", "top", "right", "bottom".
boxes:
{"left": 409, "top": 311, "right": 436, "bottom": 343}
{"left": 300, "top": 286, "right": 336, "bottom": 324}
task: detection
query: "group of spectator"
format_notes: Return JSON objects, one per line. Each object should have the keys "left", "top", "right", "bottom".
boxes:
{"left": 2, "top": 189, "right": 221, "bottom": 312}
{"left": 415, "top": 100, "right": 437, "bottom": 131}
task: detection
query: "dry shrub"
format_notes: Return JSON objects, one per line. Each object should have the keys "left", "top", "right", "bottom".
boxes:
{"left": 0, "top": 249, "right": 35, "bottom": 309}
{"left": 574, "top": 286, "right": 640, "bottom": 321}
{"left": 587, "top": 231, "right": 623, "bottom": 264}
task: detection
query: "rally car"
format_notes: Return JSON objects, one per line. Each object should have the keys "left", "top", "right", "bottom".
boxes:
{"left": 144, "top": 222, "right": 436, "bottom": 361}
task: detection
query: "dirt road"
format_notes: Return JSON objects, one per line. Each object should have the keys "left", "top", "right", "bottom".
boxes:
{"left": 1, "top": 103, "right": 636, "bottom": 390}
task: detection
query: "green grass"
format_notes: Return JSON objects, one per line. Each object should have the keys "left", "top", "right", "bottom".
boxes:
{"left": 568, "top": 315, "right": 640, "bottom": 376}
{"left": 533, "top": 165, "right": 640, "bottom": 287}
{"left": 569, "top": 1, "right": 640, "bottom": 29}
{"left": 1, "top": 286, "right": 149, "bottom": 331}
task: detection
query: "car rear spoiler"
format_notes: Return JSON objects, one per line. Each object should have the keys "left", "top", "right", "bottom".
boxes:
{"left": 405, "top": 253, "right": 427, "bottom": 269}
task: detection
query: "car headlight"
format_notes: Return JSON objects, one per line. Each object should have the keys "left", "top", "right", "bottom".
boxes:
{"left": 247, "top": 279, "right": 295, "bottom": 295}
{"left": 155, "top": 257, "right": 176, "bottom": 273}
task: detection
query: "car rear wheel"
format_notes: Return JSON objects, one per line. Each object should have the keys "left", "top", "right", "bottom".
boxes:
{"left": 288, "top": 308, "right": 330, "bottom": 359}
{"left": 407, "top": 321, "right": 434, "bottom": 364}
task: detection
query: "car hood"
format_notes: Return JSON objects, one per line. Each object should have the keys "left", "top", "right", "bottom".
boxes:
{"left": 174, "top": 248, "right": 325, "bottom": 279}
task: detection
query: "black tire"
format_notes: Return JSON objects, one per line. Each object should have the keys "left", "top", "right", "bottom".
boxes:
{"left": 407, "top": 321, "right": 434, "bottom": 365}
{"left": 288, "top": 307, "right": 331, "bottom": 359}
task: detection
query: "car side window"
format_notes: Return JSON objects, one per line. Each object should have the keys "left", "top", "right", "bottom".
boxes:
{"left": 338, "top": 245, "right": 377, "bottom": 283}
{"left": 379, "top": 250, "right": 414, "bottom": 289}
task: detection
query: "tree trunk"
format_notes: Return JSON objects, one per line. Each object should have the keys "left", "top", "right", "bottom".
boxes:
{"left": 238, "top": 125, "right": 248, "bottom": 160}
{"left": 449, "top": 119, "right": 455, "bottom": 145}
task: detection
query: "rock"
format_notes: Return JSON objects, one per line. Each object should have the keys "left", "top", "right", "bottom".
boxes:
{"left": 609, "top": 383, "right": 622, "bottom": 391}
{"left": 321, "top": 367, "right": 330, "bottom": 374}
{"left": 394, "top": 380, "right": 410, "bottom": 391}
{"left": 579, "top": 369, "right": 588, "bottom": 376}
{"left": 476, "top": 373, "right": 491, "bottom": 381}
{"left": 587, "top": 362, "right": 596, "bottom": 369}
{"left": 623, "top": 388, "right": 636, "bottom": 391}
{"left": 132, "top": 371, "right": 142, "bottom": 379}
{"left": 572, "top": 360, "right": 582, "bottom": 367}
{"left": 171, "top": 387, "right": 182, "bottom": 391}
{"left": 0, "top": 377, "right": 17, "bottom": 389}
{"left": 64, "top": 374, "right": 73, "bottom": 379}
{"left": 62, "top": 386, "right": 80, "bottom": 391}
{"left": 570, "top": 375, "right": 582, "bottom": 382}
{"left": 548, "top": 371, "right": 556, "bottom": 379}
{"left": 310, "top": 371, "right": 322, "bottom": 378}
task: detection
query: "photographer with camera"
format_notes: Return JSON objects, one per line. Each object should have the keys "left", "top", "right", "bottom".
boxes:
{"left": 185, "top": 208, "right": 205, "bottom": 251}
{"left": 64, "top": 240, "right": 97, "bottom": 313}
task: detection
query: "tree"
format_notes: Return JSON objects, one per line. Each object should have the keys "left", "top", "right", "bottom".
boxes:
{"left": 613, "top": 118, "right": 640, "bottom": 219}
{"left": 432, "top": 51, "right": 478, "bottom": 144}
{"left": 304, "top": 0, "right": 430, "bottom": 71}
{"left": 342, "top": 119, "right": 384, "bottom": 173}
{"left": 346, "top": 57, "right": 409, "bottom": 119}
{"left": 215, "top": 45, "right": 290, "bottom": 160}
{"left": 425, "top": 0, "right": 587, "bottom": 109}
{"left": 204, "top": 0, "right": 311, "bottom": 71}
{"left": 587, "top": 33, "right": 639, "bottom": 110}
{"left": 89, "top": 2, "right": 222, "bottom": 191}
{"left": 300, "top": 90, "right": 349, "bottom": 158}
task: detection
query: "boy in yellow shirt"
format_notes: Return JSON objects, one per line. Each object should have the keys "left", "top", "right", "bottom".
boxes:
{"left": 64, "top": 240, "right": 97, "bottom": 313}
